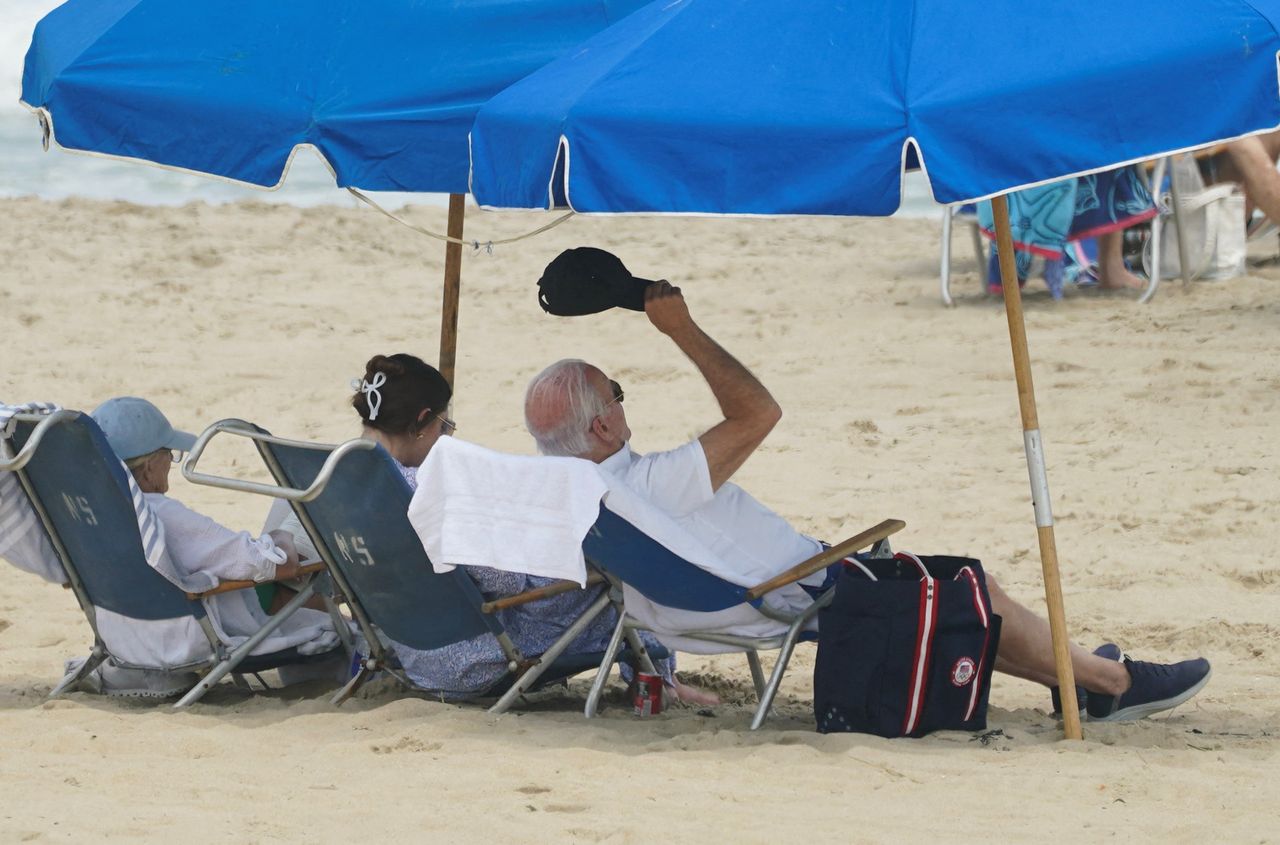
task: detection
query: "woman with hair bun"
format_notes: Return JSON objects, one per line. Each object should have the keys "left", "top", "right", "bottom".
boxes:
{"left": 349, "top": 352, "right": 456, "bottom": 485}
{"left": 285, "top": 353, "right": 714, "bottom": 703}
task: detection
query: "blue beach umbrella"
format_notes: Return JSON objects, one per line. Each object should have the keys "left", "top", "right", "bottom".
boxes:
{"left": 469, "top": 0, "right": 1280, "bottom": 738}
{"left": 471, "top": 0, "right": 1280, "bottom": 215}
{"left": 19, "top": 0, "right": 649, "bottom": 383}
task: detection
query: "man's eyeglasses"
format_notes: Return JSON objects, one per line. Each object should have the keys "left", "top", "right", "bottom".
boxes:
{"left": 168, "top": 449, "right": 186, "bottom": 464}
{"left": 603, "top": 379, "right": 624, "bottom": 409}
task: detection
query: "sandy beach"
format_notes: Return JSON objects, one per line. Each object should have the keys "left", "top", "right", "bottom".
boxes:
{"left": 1, "top": 195, "right": 1277, "bottom": 842}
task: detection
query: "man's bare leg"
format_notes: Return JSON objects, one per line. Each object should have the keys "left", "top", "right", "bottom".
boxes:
{"left": 1218, "top": 133, "right": 1280, "bottom": 224}
{"left": 986, "top": 575, "right": 1130, "bottom": 696}
{"left": 1096, "top": 230, "right": 1145, "bottom": 290}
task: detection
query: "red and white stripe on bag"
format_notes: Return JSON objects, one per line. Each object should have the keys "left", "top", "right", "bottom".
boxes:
{"left": 893, "top": 552, "right": 992, "bottom": 734}
{"left": 896, "top": 552, "right": 937, "bottom": 735}
{"left": 955, "top": 565, "right": 992, "bottom": 721}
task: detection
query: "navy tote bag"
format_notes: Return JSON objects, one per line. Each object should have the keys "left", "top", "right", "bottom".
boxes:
{"left": 814, "top": 553, "right": 1002, "bottom": 737}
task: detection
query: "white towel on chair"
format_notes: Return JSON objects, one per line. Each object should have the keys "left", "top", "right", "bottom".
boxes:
{"left": 408, "top": 437, "right": 607, "bottom": 585}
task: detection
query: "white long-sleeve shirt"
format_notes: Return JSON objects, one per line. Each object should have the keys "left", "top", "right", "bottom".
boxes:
{"left": 86, "top": 492, "right": 340, "bottom": 670}
{"left": 146, "top": 494, "right": 285, "bottom": 583}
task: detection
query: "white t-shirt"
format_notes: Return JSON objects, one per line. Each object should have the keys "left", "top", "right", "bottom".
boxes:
{"left": 599, "top": 440, "right": 824, "bottom": 585}
{"left": 596, "top": 441, "right": 826, "bottom": 653}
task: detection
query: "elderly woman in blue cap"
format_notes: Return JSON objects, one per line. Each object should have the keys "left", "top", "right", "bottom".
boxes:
{"left": 83, "top": 396, "right": 341, "bottom": 695}
{"left": 91, "top": 396, "right": 305, "bottom": 588}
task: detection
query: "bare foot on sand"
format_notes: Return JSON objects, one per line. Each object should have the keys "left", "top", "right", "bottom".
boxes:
{"left": 1098, "top": 263, "right": 1146, "bottom": 290}
{"left": 1097, "top": 231, "right": 1146, "bottom": 290}
{"left": 668, "top": 678, "right": 721, "bottom": 706}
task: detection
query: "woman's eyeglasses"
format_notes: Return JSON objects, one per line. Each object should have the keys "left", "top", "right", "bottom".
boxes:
{"left": 434, "top": 414, "right": 457, "bottom": 436}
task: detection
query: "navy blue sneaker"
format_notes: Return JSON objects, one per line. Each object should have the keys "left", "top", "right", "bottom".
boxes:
{"left": 1087, "top": 655, "right": 1212, "bottom": 722}
{"left": 1050, "top": 684, "right": 1086, "bottom": 718}
{"left": 1050, "top": 642, "right": 1122, "bottom": 718}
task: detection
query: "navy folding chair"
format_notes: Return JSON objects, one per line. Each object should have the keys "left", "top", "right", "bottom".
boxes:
{"left": 582, "top": 503, "right": 904, "bottom": 729}
{"left": 0, "top": 411, "right": 337, "bottom": 706}
{"left": 184, "top": 420, "right": 661, "bottom": 712}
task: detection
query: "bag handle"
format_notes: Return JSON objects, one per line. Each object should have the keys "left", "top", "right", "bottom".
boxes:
{"left": 894, "top": 551, "right": 930, "bottom": 578}
{"left": 955, "top": 566, "right": 989, "bottom": 629}
{"left": 1145, "top": 185, "right": 1223, "bottom": 280}
{"left": 1171, "top": 183, "right": 1238, "bottom": 214}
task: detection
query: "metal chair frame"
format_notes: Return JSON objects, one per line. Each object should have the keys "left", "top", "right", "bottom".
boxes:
{"left": 1, "top": 411, "right": 338, "bottom": 707}
{"left": 183, "top": 419, "right": 653, "bottom": 713}
{"left": 580, "top": 504, "right": 903, "bottom": 730}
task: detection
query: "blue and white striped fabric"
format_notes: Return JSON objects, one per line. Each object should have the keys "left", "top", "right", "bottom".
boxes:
{"left": 122, "top": 463, "right": 168, "bottom": 574}
{"left": 0, "top": 401, "right": 60, "bottom": 432}
{"left": 1, "top": 401, "right": 170, "bottom": 581}
{"left": 0, "top": 401, "right": 67, "bottom": 583}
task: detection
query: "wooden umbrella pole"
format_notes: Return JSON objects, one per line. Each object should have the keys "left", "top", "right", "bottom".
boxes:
{"left": 992, "top": 194, "right": 1082, "bottom": 741}
{"left": 438, "top": 193, "right": 466, "bottom": 388}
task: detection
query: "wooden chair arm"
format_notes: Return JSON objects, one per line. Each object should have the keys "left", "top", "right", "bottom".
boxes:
{"left": 186, "top": 560, "right": 327, "bottom": 600}
{"left": 481, "top": 572, "right": 605, "bottom": 614}
{"left": 742, "top": 519, "right": 905, "bottom": 601}
{"left": 1142, "top": 146, "right": 1225, "bottom": 171}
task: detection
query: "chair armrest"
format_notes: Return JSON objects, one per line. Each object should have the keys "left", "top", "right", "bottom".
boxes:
{"left": 181, "top": 418, "right": 376, "bottom": 502}
{"left": 742, "top": 519, "right": 905, "bottom": 601}
{"left": 480, "top": 572, "right": 605, "bottom": 614}
{"left": 0, "top": 410, "right": 81, "bottom": 471}
{"left": 185, "top": 560, "right": 327, "bottom": 600}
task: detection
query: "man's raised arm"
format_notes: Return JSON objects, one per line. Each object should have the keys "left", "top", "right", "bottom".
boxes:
{"left": 644, "top": 281, "right": 781, "bottom": 491}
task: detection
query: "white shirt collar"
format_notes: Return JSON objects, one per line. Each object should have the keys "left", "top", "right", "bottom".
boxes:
{"left": 598, "top": 442, "right": 635, "bottom": 475}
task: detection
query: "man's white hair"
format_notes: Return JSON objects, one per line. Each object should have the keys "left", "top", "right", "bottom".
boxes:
{"left": 524, "top": 359, "right": 608, "bottom": 457}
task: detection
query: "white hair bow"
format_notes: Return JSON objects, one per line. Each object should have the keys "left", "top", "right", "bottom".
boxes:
{"left": 350, "top": 371, "right": 387, "bottom": 421}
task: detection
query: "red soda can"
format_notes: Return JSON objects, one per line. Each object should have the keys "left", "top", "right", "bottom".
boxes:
{"left": 633, "top": 672, "right": 663, "bottom": 716}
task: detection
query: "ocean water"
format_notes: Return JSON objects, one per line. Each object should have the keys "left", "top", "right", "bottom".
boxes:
{"left": 2, "top": 0, "right": 409, "bottom": 208}
{"left": 2, "top": 0, "right": 942, "bottom": 217}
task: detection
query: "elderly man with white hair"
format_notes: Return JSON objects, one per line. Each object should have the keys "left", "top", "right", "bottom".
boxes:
{"left": 522, "top": 259, "right": 1210, "bottom": 722}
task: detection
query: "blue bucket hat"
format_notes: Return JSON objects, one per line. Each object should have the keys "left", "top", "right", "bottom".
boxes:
{"left": 90, "top": 397, "right": 197, "bottom": 462}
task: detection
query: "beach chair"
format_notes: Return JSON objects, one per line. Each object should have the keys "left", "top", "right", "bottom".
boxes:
{"left": 581, "top": 504, "right": 905, "bottom": 729}
{"left": 183, "top": 419, "right": 662, "bottom": 713}
{"left": 0, "top": 410, "right": 339, "bottom": 706}
{"left": 941, "top": 157, "right": 1195, "bottom": 305}
{"left": 939, "top": 204, "right": 988, "bottom": 306}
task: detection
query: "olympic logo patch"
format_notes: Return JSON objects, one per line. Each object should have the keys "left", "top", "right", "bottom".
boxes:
{"left": 950, "top": 656, "right": 977, "bottom": 687}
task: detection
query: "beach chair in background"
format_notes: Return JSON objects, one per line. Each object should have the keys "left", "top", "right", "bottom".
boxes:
{"left": 940, "top": 157, "right": 1199, "bottom": 305}
{"left": 183, "top": 420, "right": 661, "bottom": 712}
{"left": 0, "top": 411, "right": 339, "bottom": 706}
{"left": 582, "top": 505, "right": 905, "bottom": 729}
{"left": 939, "top": 204, "right": 988, "bottom": 306}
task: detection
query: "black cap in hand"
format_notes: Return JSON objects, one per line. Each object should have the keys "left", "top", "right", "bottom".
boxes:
{"left": 537, "top": 247, "right": 654, "bottom": 316}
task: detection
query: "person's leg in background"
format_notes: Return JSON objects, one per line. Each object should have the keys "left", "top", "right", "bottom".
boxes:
{"left": 1215, "top": 131, "right": 1280, "bottom": 226}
